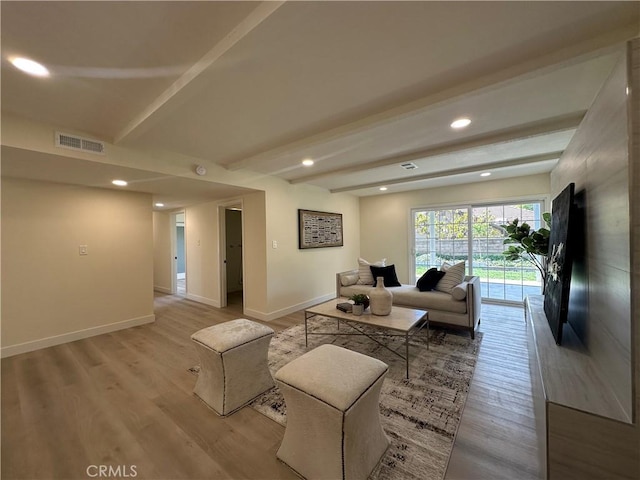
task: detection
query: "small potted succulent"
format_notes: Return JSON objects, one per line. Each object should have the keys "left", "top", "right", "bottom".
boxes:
{"left": 349, "top": 294, "right": 369, "bottom": 316}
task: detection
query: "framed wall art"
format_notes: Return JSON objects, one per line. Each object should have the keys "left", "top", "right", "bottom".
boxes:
{"left": 543, "top": 182, "right": 576, "bottom": 345}
{"left": 298, "top": 209, "right": 343, "bottom": 249}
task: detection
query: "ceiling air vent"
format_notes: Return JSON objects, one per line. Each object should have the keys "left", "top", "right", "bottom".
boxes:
{"left": 55, "top": 132, "right": 105, "bottom": 155}
{"left": 400, "top": 162, "right": 418, "bottom": 170}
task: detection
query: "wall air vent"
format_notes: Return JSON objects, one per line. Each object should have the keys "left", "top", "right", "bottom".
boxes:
{"left": 55, "top": 132, "right": 105, "bottom": 155}
{"left": 400, "top": 162, "right": 418, "bottom": 170}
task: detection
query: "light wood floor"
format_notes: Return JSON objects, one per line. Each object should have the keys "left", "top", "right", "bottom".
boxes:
{"left": 1, "top": 293, "right": 542, "bottom": 479}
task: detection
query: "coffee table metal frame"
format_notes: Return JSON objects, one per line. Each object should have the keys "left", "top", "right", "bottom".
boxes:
{"left": 304, "top": 298, "right": 429, "bottom": 378}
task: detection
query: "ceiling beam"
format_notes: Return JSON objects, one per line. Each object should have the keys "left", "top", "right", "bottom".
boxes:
{"left": 329, "top": 152, "right": 562, "bottom": 194}
{"left": 224, "top": 27, "right": 631, "bottom": 172}
{"left": 290, "top": 112, "right": 583, "bottom": 184}
{"left": 114, "top": 1, "right": 285, "bottom": 144}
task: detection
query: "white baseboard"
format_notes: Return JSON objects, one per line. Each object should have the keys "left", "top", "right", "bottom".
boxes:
{"left": 154, "top": 286, "right": 172, "bottom": 294}
{"left": 1, "top": 314, "right": 156, "bottom": 358}
{"left": 186, "top": 293, "right": 221, "bottom": 308}
{"left": 245, "top": 292, "right": 336, "bottom": 322}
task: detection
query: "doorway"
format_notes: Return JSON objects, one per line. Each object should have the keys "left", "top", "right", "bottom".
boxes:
{"left": 219, "top": 204, "right": 244, "bottom": 308}
{"left": 171, "top": 211, "right": 186, "bottom": 296}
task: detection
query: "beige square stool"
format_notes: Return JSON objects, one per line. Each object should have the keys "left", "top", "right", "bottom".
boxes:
{"left": 275, "top": 344, "right": 389, "bottom": 480}
{"left": 191, "top": 319, "right": 274, "bottom": 416}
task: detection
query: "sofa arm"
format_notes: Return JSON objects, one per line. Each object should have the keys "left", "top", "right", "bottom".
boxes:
{"left": 464, "top": 275, "right": 482, "bottom": 329}
{"left": 336, "top": 269, "right": 359, "bottom": 298}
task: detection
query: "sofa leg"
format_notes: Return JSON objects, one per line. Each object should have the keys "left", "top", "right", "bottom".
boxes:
{"left": 470, "top": 328, "right": 475, "bottom": 340}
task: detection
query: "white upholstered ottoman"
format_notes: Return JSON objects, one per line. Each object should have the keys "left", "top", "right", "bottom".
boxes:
{"left": 275, "top": 344, "right": 389, "bottom": 480}
{"left": 191, "top": 319, "right": 274, "bottom": 416}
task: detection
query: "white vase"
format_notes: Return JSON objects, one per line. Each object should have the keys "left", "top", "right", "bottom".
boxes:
{"left": 369, "top": 277, "right": 393, "bottom": 316}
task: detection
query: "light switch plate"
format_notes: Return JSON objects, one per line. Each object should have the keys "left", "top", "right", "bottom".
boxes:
{"left": 79, "top": 245, "right": 88, "bottom": 256}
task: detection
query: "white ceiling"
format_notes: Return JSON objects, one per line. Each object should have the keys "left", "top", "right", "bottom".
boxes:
{"left": 1, "top": 1, "right": 638, "bottom": 202}
{"left": 0, "top": 146, "right": 258, "bottom": 209}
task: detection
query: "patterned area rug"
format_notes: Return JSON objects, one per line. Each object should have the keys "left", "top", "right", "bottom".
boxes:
{"left": 249, "top": 317, "right": 483, "bottom": 480}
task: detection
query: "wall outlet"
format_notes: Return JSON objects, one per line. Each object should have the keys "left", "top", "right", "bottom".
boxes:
{"left": 272, "top": 240, "right": 278, "bottom": 249}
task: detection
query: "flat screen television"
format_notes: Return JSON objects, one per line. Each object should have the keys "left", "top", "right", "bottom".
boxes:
{"left": 544, "top": 183, "right": 576, "bottom": 345}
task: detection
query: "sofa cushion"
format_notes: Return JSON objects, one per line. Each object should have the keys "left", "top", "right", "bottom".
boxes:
{"left": 451, "top": 281, "right": 469, "bottom": 300}
{"left": 436, "top": 261, "right": 466, "bottom": 294}
{"left": 340, "top": 273, "right": 359, "bottom": 286}
{"left": 370, "top": 264, "right": 401, "bottom": 287}
{"left": 357, "top": 257, "right": 386, "bottom": 285}
{"left": 340, "top": 284, "right": 374, "bottom": 299}
{"left": 391, "top": 286, "right": 468, "bottom": 314}
{"left": 416, "top": 268, "right": 446, "bottom": 292}
{"left": 340, "top": 284, "right": 467, "bottom": 315}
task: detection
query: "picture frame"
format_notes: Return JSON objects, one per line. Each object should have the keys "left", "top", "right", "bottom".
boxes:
{"left": 298, "top": 209, "right": 343, "bottom": 249}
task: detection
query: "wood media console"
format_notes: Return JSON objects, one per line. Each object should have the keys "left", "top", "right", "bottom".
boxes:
{"left": 525, "top": 295, "right": 636, "bottom": 479}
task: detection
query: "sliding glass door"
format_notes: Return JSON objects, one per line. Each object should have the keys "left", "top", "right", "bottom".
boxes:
{"left": 414, "top": 208, "right": 470, "bottom": 277}
{"left": 412, "top": 200, "right": 545, "bottom": 303}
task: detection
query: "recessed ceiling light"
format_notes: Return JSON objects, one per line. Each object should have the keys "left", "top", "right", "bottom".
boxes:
{"left": 379, "top": 186, "right": 388, "bottom": 191}
{"left": 155, "top": 203, "right": 165, "bottom": 207}
{"left": 302, "top": 158, "right": 314, "bottom": 167}
{"left": 451, "top": 118, "right": 471, "bottom": 129}
{"left": 480, "top": 172, "right": 491, "bottom": 177}
{"left": 10, "top": 57, "right": 50, "bottom": 77}
{"left": 112, "top": 179, "right": 128, "bottom": 186}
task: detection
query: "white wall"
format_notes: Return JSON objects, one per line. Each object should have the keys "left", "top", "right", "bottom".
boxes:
{"left": 242, "top": 191, "right": 268, "bottom": 315}
{"left": 163, "top": 183, "right": 360, "bottom": 321}
{"left": 261, "top": 182, "right": 360, "bottom": 319}
{"left": 184, "top": 201, "right": 220, "bottom": 307}
{"left": 1, "top": 177, "right": 155, "bottom": 357}
{"left": 359, "top": 174, "right": 550, "bottom": 283}
{"left": 3, "top": 114, "right": 361, "bottom": 322}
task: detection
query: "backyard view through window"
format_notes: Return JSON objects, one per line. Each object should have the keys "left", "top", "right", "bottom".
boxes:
{"left": 412, "top": 202, "right": 545, "bottom": 303}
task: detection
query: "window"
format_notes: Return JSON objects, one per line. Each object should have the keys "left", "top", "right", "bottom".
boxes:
{"left": 414, "top": 207, "right": 470, "bottom": 276}
{"left": 412, "top": 200, "right": 545, "bottom": 303}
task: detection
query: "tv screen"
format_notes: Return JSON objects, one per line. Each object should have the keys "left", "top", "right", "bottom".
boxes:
{"left": 544, "top": 183, "right": 576, "bottom": 345}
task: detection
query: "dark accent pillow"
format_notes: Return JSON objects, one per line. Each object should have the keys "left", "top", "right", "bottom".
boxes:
{"left": 416, "top": 268, "right": 446, "bottom": 292}
{"left": 369, "top": 264, "right": 402, "bottom": 287}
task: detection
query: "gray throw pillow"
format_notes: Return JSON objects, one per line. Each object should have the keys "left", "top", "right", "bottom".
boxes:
{"left": 435, "top": 261, "right": 466, "bottom": 294}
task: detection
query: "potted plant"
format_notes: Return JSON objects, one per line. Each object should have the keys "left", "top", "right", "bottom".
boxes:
{"left": 349, "top": 294, "right": 369, "bottom": 316}
{"left": 501, "top": 212, "right": 552, "bottom": 292}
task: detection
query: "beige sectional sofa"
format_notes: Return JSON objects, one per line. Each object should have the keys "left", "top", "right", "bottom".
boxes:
{"left": 336, "top": 269, "right": 482, "bottom": 338}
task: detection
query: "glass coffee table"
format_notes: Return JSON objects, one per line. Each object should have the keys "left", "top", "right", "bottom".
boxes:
{"left": 304, "top": 298, "right": 429, "bottom": 378}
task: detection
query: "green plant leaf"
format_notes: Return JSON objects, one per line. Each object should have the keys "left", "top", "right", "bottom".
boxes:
{"left": 349, "top": 293, "right": 368, "bottom": 305}
{"left": 501, "top": 213, "right": 551, "bottom": 268}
